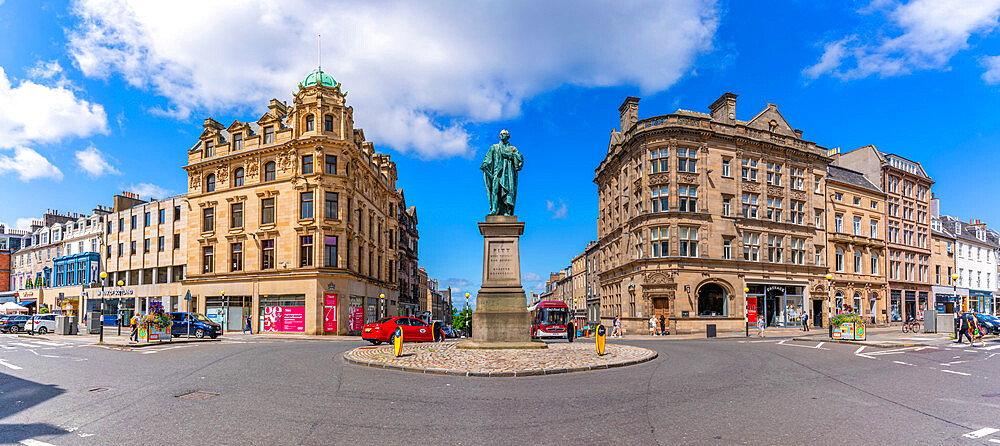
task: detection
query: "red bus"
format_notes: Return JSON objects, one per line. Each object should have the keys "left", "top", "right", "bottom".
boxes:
{"left": 528, "top": 300, "right": 572, "bottom": 341}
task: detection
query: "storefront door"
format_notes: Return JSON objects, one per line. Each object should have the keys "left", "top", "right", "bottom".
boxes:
{"left": 813, "top": 299, "right": 823, "bottom": 327}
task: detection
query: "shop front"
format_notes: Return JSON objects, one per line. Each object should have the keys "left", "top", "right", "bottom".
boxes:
{"left": 933, "top": 285, "right": 966, "bottom": 314}
{"left": 969, "top": 290, "right": 992, "bottom": 314}
{"left": 746, "top": 284, "right": 806, "bottom": 328}
{"left": 259, "top": 294, "right": 306, "bottom": 333}
{"left": 206, "top": 295, "right": 251, "bottom": 332}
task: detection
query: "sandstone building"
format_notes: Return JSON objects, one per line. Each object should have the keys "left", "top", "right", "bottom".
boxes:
{"left": 182, "top": 69, "right": 401, "bottom": 335}
{"left": 594, "top": 93, "right": 831, "bottom": 334}
{"left": 823, "top": 165, "right": 888, "bottom": 325}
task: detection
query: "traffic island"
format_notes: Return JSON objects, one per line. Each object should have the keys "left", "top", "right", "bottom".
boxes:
{"left": 343, "top": 341, "right": 657, "bottom": 377}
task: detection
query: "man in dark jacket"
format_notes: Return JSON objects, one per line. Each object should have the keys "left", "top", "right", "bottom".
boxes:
{"left": 956, "top": 311, "right": 973, "bottom": 344}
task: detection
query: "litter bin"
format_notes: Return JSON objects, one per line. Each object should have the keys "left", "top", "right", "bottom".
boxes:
{"left": 87, "top": 311, "right": 101, "bottom": 334}
{"left": 706, "top": 324, "right": 717, "bottom": 338}
{"left": 55, "top": 315, "right": 71, "bottom": 335}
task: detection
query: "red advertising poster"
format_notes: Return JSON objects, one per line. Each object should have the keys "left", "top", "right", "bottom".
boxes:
{"left": 263, "top": 306, "right": 281, "bottom": 332}
{"left": 746, "top": 298, "right": 757, "bottom": 324}
{"left": 282, "top": 306, "right": 306, "bottom": 332}
{"left": 324, "top": 293, "right": 338, "bottom": 333}
{"left": 349, "top": 306, "right": 364, "bottom": 330}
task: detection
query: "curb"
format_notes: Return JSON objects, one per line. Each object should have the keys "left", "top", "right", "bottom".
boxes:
{"left": 100, "top": 338, "right": 222, "bottom": 348}
{"left": 341, "top": 350, "right": 658, "bottom": 377}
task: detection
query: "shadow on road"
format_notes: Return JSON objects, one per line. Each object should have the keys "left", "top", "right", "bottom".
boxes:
{"left": 0, "top": 371, "right": 69, "bottom": 443}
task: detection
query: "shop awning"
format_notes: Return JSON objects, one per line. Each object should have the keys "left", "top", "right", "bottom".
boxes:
{"left": 16, "top": 300, "right": 37, "bottom": 306}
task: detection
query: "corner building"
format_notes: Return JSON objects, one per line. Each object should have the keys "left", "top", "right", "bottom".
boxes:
{"left": 595, "top": 93, "right": 831, "bottom": 334}
{"left": 183, "top": 70, "right": 400, "bottom": 335}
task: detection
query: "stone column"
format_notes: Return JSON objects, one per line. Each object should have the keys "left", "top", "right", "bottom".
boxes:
{"left": 457, "top": 215, "right": 544, "bottom": 349}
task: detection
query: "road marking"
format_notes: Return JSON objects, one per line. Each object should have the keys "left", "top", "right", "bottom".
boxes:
{"left": 29, "top": 341, "right": 64, "bottom": 347}
{"left": 892, "top": 361, "right": 915, "bottom": 366}
{"left": 854, "top": 346, "right": 866, "bottom": 354}
{"left": 140, "top": 345, "right": 192, "bottom": 354}
{"left": 814, "top": 342, "right": 825, "bottom": 349}
{"left": 19, "top": 438, "right": 55, "bottom": 446}
{"left": 941, "top": 369, "right": 971, "bottom": 376}
{"left": 10, "top": 342, "right": 40, "bottom": 348}
{"left": 963, "top": 427, "right": 1000, "bottom": 439}
{"left": 989, "top": 439, "right": 1000, "bottom": 444}
{"left": 0, "top": 359, "right": 23, "bottom": 370}
{"left": 980, "top": 344, "right": 1000, "bottom": 350}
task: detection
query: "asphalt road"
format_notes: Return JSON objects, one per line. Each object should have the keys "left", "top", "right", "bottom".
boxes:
{"left": 1, "top": 333, "right": 998, "bottom": 445}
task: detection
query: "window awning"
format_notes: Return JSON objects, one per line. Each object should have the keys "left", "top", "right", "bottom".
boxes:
{"left": 16, "top": 300, "right": 37, "bottom": 306}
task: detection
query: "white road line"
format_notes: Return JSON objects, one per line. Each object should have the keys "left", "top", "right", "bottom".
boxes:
{"left": 988, "top": 439, "right": 1000, "bottom": 444}
{"left": 778, "top": 342, "right": 830, "bottom": 350}
{"left": 29, "top": 341, "right": 64, "bottom": 347}
{"left": 854, "top": 346, "right": 866, "bottom": 354}
{"left": 815, "top": 342, "right": 825, "bottom": 349}
{"left": 10, "top": 342, "right": 39, "bottom": 348}
{"left": 777, "top": 339, "right": 787, "bottom": 345}
{"left": 892, "top": 361, "right": 915, "bottom": 366}
{"left": 980, "top": 344, "right": 1000, "bottom": 350}
{"left": 963, "top": 427, "right": 1000, "bottom": 439}
{"left": 0, "top": 359, "right": 23, "bottom": 370}
{"left": 140, "top": 345, "right": 192, "bottom": 354}
{"left": 20, "top": 440, "right": 56, "bottom": 446}
{"left": 941, "top": 369, "right": 971, "bottom": 376}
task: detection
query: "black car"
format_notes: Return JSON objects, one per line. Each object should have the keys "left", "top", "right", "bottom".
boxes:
{"left": 973, "top": 313, "right": 1000, "bottom": 335}
{"left": 0, "top": 315, "right": 31, "bottom": 333}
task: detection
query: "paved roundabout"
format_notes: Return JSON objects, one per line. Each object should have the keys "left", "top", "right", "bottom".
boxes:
{"left": 343, "top": 340, "right": 657, "bottom": 377}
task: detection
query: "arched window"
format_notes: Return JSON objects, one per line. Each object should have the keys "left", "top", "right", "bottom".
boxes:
{"left": 264, "top": 161, "right": 276, "bottom": 182}
{"left": 853, "top": 292, "right": 863, "bottom": 315}
{"left": 233, "top": 167, "right": 244, "bottom": 187}
{"left": 697, "top": 283, "right": 727, "bottom": 317}
{"left": 835, "top": 248, "right": 844, "bottom": 272}
{"left": 305, "top": 115, "right": 315, "bottom": 132}
{"left": 324, "top": 114, "right": 334, "bottom": 132}
{"left": 834, "top": 291, "right": 844, "bottom": 314}
{"left": 205, "top": 173, "right": 216, "bottom": 192}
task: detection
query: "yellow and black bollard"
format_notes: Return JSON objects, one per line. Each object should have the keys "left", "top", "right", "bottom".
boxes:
{"left": 392, "top": 326, "right": 404, "bottom": 357}
{"left": 595, "top": 324, "right": 606, "bottom": 356}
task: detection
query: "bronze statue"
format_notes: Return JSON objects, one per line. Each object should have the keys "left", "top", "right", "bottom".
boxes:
{"left": 480, "top": 129, "right": 523, "bottom": 216}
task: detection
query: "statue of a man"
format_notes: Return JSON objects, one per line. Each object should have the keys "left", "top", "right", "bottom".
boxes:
{"left": 481, "top": 129, "right": 523, "bottom": 216}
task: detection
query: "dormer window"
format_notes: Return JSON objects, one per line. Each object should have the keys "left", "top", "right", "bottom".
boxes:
{"left": 204, "top": 140, "right": 215, "bottom": 157}
{"left": 324, "top": 115, "right": 334, "bottom": 132}
{"left": 233, "top": 133, "right": 243, "bottom": 151}
{"left": 264, "top": 126, "right": 275, "bottom": 144}
{"left": 205, "top": 173, "right": 216, "bottom": 192}
{"left": 305, "top": 115, "right": 315, "bottom": 132}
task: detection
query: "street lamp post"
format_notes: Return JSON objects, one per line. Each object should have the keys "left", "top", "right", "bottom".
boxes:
{"left": 379, "top": 293, "right": 386, "bottom": 320}
{"left": 220, "top": 290, "right": 226, "bottom": 334}
{"left": 744, "top": 287, "right": 750, "bottom": 337}
{"left": 98, "top": 272, "right": 108, "bottom": 344}
{"left": 826, "top": 273, "right": 833, "bottom": 335}
{"left": 465, "top": 292, "right": 471, "bottom": 337}
{"left": 952, "top": 273, "right": 960, "bottom": 338}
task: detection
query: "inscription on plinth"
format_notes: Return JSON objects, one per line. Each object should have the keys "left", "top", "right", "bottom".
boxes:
{"left": 487, "top": 241, "right": 516, "bottom": 281}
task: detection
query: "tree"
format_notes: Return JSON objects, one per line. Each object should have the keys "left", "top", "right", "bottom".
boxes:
{"left": 452, "top": 306, "right": 472, "bottom": 335}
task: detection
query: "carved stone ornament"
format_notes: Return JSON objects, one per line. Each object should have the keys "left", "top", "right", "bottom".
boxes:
{"left": 742, "top": 182, "right": 760, "bottom": 193}
{"left": 678, "top": 173, "right": 699, "bottom": 184}
{"left": 216, "top": 166, "right": 229, "bottom": 183}
{"left": 812, "top": 282, "right": 825, "bottom": 293}
{"left": 649, "top": 173, "right": 670, "bottom": 186}
{"left": 246, "top": 160, "right": 259, "bottom": 178}
{"left": 767, "top": 186, "right": 784, "bottom": 197}
{"left": 645, "top": 272, "right": 669, "bottom": 285}
{"left": 790, "top": 190, "right": 806, "bottom": 201}
{"left": 278, "top": 149, "right": 295, "bottom": 172}
{"left": 190, "top": 174, "right": 201, "bottom": 190}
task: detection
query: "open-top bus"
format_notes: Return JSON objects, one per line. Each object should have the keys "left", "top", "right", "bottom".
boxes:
{"left": 528, "top": 300, "right": 573, "bottom": 341}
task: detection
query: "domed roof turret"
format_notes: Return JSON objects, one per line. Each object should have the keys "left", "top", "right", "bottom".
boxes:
{"left": 302, "top": 69, "right": 337, "bottom": 88}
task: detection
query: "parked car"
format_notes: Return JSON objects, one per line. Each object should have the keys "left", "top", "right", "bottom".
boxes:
{"left": 1, "top": 315, "right": 30, "bottom": 333}
{"left": 362, "top": 317, "right": 444, "bottom": 345}
{"left": 24, "top": 314, "right": 57, "bottom": 334}
{"left": 442, "top": 326, "right": 460, "bottom": 338}
{"left": 974, "top": 313, "right": 1000, "bottom": 335}
{"left": 166, "top": 312, "right": 223, "bottom": 339}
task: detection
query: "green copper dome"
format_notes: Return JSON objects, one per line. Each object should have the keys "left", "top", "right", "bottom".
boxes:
{"left": 302, "top": 69, "right": 337, "bottom": 88}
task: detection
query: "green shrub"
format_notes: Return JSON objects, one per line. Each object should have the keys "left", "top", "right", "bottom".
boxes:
{"left": 830, "top": 313, "right": 863, "bottom": 326}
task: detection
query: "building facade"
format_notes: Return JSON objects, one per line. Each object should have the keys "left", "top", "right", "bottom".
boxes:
{"left": 824, "top": 165, "right": 888, "bottom": 325}
{"left": 88, "top": 193, "right": 189, "bottom": 326}
{"left": 929, "top": 197, "right": 960, "bottom": 313}
{"left": 584, "top": 241, "right": 600, "bottom": 325}
{"left": 595, "top": 93, "right": 831, "bottom": 334}
{"left": 834, "top": 146, "right": 933, "bottom": 322}
{"left": 181, "top": 69, "right": 400, "bottom": 335}
{"left": 570, "top": 251, "right": 586, "bottom": 325}
{"left": 941, "top": 216, "right": 998, "bottom": 315}
{"left": 0, "top": 224, "right": 32, "bottom": 296}
{"left": 396, "top": 191, "right": 419, "bottom": 317}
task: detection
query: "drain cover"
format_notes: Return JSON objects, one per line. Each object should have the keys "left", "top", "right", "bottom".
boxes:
{"left": 175, "top": 391, "right": 219, "bottom": 400}
{"left": 89, "top": 388, "right": 108, "bottom": 392}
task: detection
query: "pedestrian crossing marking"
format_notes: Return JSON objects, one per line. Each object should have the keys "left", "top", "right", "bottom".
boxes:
{"left": 963, "top": 427, "right": 999, "bottom": 439}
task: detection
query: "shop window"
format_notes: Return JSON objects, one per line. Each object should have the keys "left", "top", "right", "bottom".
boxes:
{"left": 697, "top": 284, "right": 726, "bottom": 316}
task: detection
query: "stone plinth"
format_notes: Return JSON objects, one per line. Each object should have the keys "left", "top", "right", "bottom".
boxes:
{"left": 457, "top": 215, "right": 543, "bottom": 349}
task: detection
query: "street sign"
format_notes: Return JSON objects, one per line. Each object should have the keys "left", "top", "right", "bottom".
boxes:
{"left": 392, "top": 326, "right": 403, "bottom": 357}
{"left": 746, "top": 298, "right": 757, "bottom": 324}
{"left": 596, "top": 325, "right": 606, "bottom": 356}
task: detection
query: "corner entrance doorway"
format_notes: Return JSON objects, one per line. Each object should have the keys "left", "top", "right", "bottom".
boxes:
{"left": 812, "top": 299, "right": 823, "bottom": 327}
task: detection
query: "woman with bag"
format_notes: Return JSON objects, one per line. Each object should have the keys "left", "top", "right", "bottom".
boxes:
{"left": 970, "top": 316, "right": 984, "bottom": 346}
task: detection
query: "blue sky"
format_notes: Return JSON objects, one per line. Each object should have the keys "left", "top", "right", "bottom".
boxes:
{"left": 4, "top": 1, "right": 1000, "bottom": 307}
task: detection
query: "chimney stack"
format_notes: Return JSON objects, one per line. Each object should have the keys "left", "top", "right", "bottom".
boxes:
{"left": 618, "top": 96, "right": 640, "bottom": 133}
{"left": 709, "top": 92, "right": 738, "bottom": 124}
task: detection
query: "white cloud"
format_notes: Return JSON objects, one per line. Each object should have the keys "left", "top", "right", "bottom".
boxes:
{"left": 0, "top": 66, "right": 107, "bottom": 149}
{"left": 805, "top": 0, "right": 1000, "bottom": 80}
{"left": 523, "top": 272, "right": 542, "bottom": 282}
{"left": 75, "top": 145, "right": 121, "bottom": 177}
{"left": 0, "top": 146, "right": 64, "bottom": 181}
{"left": 15, "top": 218, "right": 34, "bottom": 230}
{"left": 27, "top": 60, "right": 64, "bottom": 81}
{"left": 127, "top": 182, "right": 170, "bottom": 199}
{"left": 982, "top": 55, "right": 1000, "bottom": 83}
{"left": 67, "top": 0, "right": 719, "bottom": 158}
{"left": 546, "top": 199, "right": 568, "bottom": 219}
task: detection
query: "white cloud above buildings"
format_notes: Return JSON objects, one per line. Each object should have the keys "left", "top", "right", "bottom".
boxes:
{"left": 0, "top": 66, "right": 107, "bottom": 149}
{"left": 546, "top": 199, "right": 568, "bottom": 219}
{"left": 804, "top": 0, "right": 1000, "bottom": 81}
{"left": 0, "top": 146, "right": 64, "bottom": 181}
{"left": 76, "top": 145, "right": 121, "bottom": 177}
{"left": 66, "top": 0, "right": 720, "bottom": 159}
{"left": 127, "top": 182, "right": 171, "bottom": 199}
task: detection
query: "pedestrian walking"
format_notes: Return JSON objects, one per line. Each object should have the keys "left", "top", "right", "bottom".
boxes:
{"left": 658, "top": 314, "right": 667, "bottom": 336}
{"left": 612, "top": 316, "right": 621, "bottom": 337}
{"left": 648, "top": 316, "right": 657, "bottom": 336}
{"left": 956, "top": 311, "right": 973, "bottom": 344}
{"left": 243, "top": 315, "right": 252, "bottom": 334}
{"left": 129, "top": 315, "right": 138, "bottom": 343}
{"left": 970, "top": 316, "right": 984, "bottom": 346}
{"left": 756, "top": 318, "right": 765, "bottom": 338}
{"left": 802, "top": 311, "right": 810, "bottom": 332}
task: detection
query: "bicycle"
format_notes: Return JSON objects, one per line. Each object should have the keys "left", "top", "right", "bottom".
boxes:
{"left": 902, "top": 320, "right": 920, "bottom": 333}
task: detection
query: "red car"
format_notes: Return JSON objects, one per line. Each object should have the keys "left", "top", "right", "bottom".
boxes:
{"left": 362, "top": 317, "right": 444, "bottom": 345}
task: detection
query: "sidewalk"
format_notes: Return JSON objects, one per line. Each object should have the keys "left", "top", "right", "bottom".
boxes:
{"left": 592, "top": 325, "right": 915, "bottom": 342}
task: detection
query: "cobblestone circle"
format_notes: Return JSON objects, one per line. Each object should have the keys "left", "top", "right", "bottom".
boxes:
{"left": 343, "top": 340, "right": 657, "bottom": 377}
